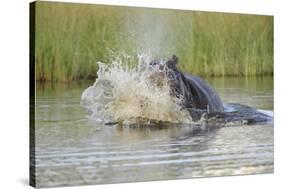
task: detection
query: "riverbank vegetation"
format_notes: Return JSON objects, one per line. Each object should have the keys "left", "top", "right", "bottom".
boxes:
{"left": 34, "top": 2, "right": 273, "bottom": 82}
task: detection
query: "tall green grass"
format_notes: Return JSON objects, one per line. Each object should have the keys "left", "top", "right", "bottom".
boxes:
{"left": 34, "top": 2, "right": 273, "bottom": 81}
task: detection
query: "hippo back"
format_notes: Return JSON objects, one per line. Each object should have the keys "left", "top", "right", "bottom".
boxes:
{"left": 180, "top": 73, "right": 224, "bottom": 113}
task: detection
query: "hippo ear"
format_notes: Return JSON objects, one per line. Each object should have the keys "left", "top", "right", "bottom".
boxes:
{"left": 172, "top": 55, "right": 178, "bottom": 64}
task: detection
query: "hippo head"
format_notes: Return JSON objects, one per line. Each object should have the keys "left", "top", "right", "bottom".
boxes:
{"left": 148, "top": 55, "right": 183, "bottom": 98}
{"left": 148, "top": 55, "right": 178, "bottom": 71}
{"left": 165, "top": 54, "right": 178, "bottom": 71}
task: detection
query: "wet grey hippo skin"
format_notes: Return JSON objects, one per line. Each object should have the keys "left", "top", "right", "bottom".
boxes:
{"left": 150, "top": 55, "right": 272, "bottom": 124}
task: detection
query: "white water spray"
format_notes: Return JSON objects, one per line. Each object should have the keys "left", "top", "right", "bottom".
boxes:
{"left": 81, "top": 54, "right": 192, "bottom": 125}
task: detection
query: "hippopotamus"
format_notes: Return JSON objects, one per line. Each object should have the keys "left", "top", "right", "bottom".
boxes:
{"left": 149, "top": 55, "right": 273, "bottom": 125}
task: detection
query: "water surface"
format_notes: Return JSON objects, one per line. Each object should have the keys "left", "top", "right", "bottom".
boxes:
{"left": 34, "top": 76, "right": 273, "bottom": 188}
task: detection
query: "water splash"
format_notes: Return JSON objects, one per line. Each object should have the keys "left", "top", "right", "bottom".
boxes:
{"left": 81, "top": 54, "right": 192, "bottom": 126}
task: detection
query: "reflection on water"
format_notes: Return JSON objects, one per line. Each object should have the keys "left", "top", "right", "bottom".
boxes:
{"left": 209, "top": 76, "right": 273, "bottom": 110}
{"left": 34, "top": 76, "right": 273, "bottom": 188}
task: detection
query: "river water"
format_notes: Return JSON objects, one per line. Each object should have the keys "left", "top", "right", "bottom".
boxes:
{"left": 34, "top": 76, "right": 273, "bottom": 188}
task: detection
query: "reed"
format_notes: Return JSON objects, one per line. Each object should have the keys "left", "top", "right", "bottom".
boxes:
{"left": 34, "top": 2, "right": 273, "bottom": 81}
